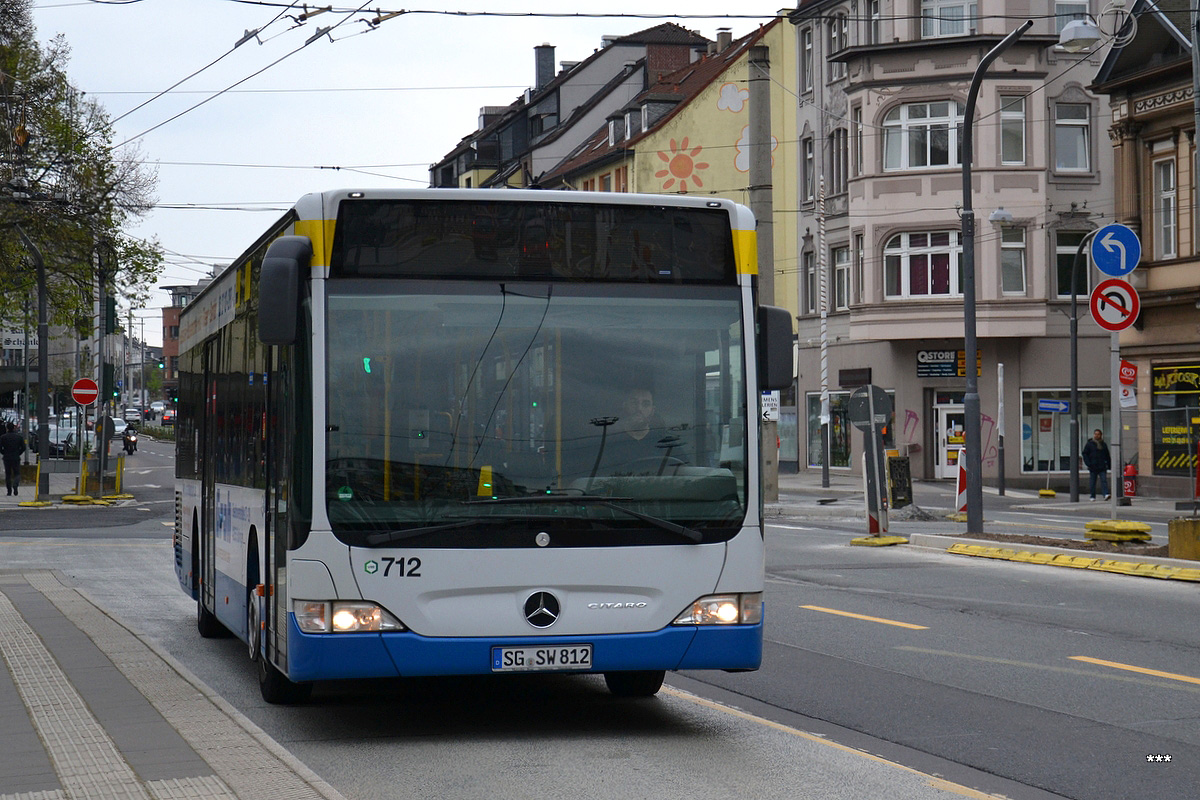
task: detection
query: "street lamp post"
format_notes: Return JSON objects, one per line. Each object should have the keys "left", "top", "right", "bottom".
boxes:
{"left": 960, "top": 20, "right": 1032, "bottom": 533}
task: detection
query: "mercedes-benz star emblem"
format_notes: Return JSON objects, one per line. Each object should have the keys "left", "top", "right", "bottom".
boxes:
{"left": 524, "top": 591, "right": 560, "bottom": 628}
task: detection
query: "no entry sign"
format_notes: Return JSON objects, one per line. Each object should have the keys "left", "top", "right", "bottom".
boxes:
{"left": 71, "top": 377, "right": 99, "bottom": 406}
{"left": 1089, "top": 278, "right": 1140, "bottom": 332}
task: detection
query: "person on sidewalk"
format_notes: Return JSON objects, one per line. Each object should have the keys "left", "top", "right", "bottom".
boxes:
{"left": 1, "top": 422, "right": 27, "bottom": 496}
{"left": 1082, "top": 428, "right": 1111, "bottom": 501}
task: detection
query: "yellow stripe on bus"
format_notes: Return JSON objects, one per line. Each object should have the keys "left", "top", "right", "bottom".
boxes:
{"left": 732, "top": 228, "right": 757, "bottom": 276}
{"left": 293, "top": 218, "right": 336, "bottom": 266}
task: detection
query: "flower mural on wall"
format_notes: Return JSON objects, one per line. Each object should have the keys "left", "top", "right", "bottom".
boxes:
{"left": 655, "top": 137, "right": 709, "bottom": 192}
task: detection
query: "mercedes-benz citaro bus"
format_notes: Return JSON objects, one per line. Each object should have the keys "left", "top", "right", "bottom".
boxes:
{"left": 174, "top": 189, "right": 792, "bottom": 703}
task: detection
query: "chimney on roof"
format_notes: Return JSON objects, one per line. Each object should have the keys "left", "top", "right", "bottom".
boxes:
{"left": 535, "top": 43, "right": 555, "bottom": 89}
{"left": 716, "top": 28, "right": 732, "bottom": 52}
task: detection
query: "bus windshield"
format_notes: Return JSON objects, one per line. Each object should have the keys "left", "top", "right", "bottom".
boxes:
{"left": 324, "top": 282, "right": 747, "bottom": 547}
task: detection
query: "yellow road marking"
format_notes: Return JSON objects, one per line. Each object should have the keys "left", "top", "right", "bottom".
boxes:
{"left": 663, "top": 687, "right": 1006, "bottom": 799}
{"left": 1069, "top": 656, "right": 1200, "bottom": 686}
{"left": 801, "top": 604, "right": 928, "bottom": 629}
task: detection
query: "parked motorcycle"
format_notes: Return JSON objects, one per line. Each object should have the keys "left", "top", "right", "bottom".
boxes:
{"left": 123, "top": 428, "right": 138, "bottom": 455}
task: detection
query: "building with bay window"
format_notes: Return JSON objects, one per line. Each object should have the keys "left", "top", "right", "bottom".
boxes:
{"left": 1092, "top": 0, "right": 1200, "bottom": 497}
{"left": 786, "top": 1, "right": 1116, "bottom": 488}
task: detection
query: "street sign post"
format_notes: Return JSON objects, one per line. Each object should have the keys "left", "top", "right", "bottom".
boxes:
{"left": 1089, "top": 279, "right": 1140, "bottom": 332}
{"left": 1090, "top": 223, "right": 1141, "bottom": 277}
{"left": 71, "top": 378, "right": 99, "bottom": 406}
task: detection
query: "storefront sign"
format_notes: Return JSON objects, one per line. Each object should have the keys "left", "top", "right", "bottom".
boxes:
{"left": 1151, "top": 364, "right": 1200, "bottom": 474}
{"left": 916, "top": 349, "right": 980, "bottom": 378}
{"left": 839, "top": 368, "right": 872, "bottom": 388}
{"left": 1119, "top": 359, "right": 1137, "bottom": 385}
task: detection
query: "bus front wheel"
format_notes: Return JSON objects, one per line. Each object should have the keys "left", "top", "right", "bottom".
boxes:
{"left": 258, "top": 656, "right": 313, "bottom": 705}
{"left": 603, "top": 670, "right": 665, "bottom": 698}
{"left": 196, "top": 595, "right": 227, "bottom": 639}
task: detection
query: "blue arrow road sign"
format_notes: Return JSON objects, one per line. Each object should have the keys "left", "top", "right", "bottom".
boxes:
{"left": 1037, "top": 399, "right": 1070, "bottom": 413}
{"left": 1090, "top": 223, "right": 1141, "bottom": 277}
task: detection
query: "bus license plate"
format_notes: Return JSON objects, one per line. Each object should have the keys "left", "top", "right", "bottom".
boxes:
{"left": 492, "top": 644, "right": 593, "bottom": 672}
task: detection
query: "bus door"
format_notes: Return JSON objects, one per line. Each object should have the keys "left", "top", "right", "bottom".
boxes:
{"left": 264, "top": 346, "right": 290, "bottom": 670}
{"left": 199, "top": 341, "right": 218, "bottom": 616}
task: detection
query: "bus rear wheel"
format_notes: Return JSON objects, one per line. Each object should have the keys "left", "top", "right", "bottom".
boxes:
{"left": 603, "top": 670, "right": 665, "bottom": 698}
{"left": 258, "top": 655, "right": 313, "bottom": 705}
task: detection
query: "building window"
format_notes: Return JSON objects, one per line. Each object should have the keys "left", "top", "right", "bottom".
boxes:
{"left": 854, "top": 233, "right": 865, "bottom": 304}
{"left": 828, "top": 15, "right": 847, "bottom": 80}
{"left": 883, "top": 102, "right": 965, "bottom": 171}
{"left": 803, "top": 137, "right": 815, "bottom": 202}
{"left": 867, "top": 0, "right": 882, "bottom": 44}
{"left": 1000, "top": 96, "right": 1025, "bottom": 165}
{"left": 921, "top": 0, "right": 978, "bottom": 38}
{"left": 852, "top": 106, "right": 863, "bottom": 177}
{"left": 1055, "top": 230, "right": 1091, "bottom": 298}
{"left": 833, "top": 246, "right": 850, "bottom": 310}
{"left": 1023, "top": 389, "right": 1108, "bottom": 473}
{"left": 1000, "top": 228, "right": 1026, "bottom": 295}
{"left": 801, "top": 28, "right": 813, "bottom": 92}
{"left": 1054, "top": 103, "right": 1090, "bottom": 172}
{"left": 884, "top": 231, "right": 962, "bottom": 298}
{"left": 830, "top": 128, "right": 849, "bottom": 194}
{"left": 1155, "top": 158, "right": 1177, "bottom": 259}
{"left": 803, "top": 251, "right": 817, "bottom": 314}
{"left": 601, "top": 173, "right": 612, "bottom": 192}
{"left": 1055, "top": 1, "right": 1089, "bottom": 34}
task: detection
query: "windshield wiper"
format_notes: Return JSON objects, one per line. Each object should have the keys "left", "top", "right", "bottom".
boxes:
{"left": 363, "top": 518, "right": 498, "bottom": 547}
{"left": 465, "top": 495, "right": 703, "bottom": 543}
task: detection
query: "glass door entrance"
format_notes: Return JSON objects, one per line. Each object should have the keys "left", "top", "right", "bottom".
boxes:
{"left": 935, "top": 405, "right": 965, "bottom": 479}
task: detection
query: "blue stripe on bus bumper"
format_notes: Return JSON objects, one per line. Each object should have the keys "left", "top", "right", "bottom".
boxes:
{"left": 285, "top": 615, "right": 762, "bottom": 681}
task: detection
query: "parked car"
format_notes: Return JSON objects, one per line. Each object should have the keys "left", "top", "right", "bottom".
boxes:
{"left": 124, "top": 408, "right": 143, "bottom": 423}
{"left": 149, "top": 401, "right": 166, "bottom": 420}
{"left": 161, "top": 408, "right": 176, "bottom": 426}
{"left": 109, "top": 417, "right": 128, "bottom": 438}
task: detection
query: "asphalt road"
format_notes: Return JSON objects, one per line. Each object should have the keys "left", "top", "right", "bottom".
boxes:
{"left": 3, "top": 448, "right": 1196, "bottom": 799}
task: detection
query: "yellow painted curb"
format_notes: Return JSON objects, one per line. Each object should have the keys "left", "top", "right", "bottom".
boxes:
{"left": 61, "top": 495, "right": 93, "bottom": 503}
{"left": 1038, "top": 489, "right": 1057, "bottom": 497}
{"left": 16, "top": 501, "right": 54, "bottom": 508}
{"left": 945, "top": 543, "right": 1199, "bottom": 582}
{"left": 102, "top": 493, "right": 135, "bottom": 500}
{"left": 945, "top": 512, "right": 967, "bottom": 522}
{"left": 851, "top": 536, "right": 909, "bottom": 547}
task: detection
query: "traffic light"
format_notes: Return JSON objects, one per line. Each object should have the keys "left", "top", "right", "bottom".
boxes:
{"left": 102, "top": 362, "right": 116, "bottom": 398}
{"left": 157, "top": 360, "right": 164, "bottom": 369}
{"left": 104, "top": 297, "right": 117, "bottom": 334}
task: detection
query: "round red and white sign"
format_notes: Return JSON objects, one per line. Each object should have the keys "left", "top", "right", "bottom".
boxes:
{"left": 1089, "top": 278, "right": 1140, "bottom": 332}
{"left": 71, "top": 377, "right": 99, "bottom": 406}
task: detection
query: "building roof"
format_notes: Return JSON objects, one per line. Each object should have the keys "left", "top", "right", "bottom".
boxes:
{"left": 539, "top": 21, "right": 776, "bottom": 187}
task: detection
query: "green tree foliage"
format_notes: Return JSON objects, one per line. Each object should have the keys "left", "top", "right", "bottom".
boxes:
{"left": 0, "top": 0, "right": 161, "bottom": 327}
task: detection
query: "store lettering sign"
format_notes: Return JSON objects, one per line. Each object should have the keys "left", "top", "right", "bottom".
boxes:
{"left": 917, "top": 349, "right": 980, "bottom": 378}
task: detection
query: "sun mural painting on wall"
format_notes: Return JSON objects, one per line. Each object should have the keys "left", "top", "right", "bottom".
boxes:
{"left": 656, "top": 137, "right": 709, "bottom": 192}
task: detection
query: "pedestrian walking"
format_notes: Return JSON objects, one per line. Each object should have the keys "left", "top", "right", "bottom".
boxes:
{"left": 1082, "top": 428, "right": 1111, "bottom": 501}
{"left": 1, "top": 422, "right": 27, "bottom": 496}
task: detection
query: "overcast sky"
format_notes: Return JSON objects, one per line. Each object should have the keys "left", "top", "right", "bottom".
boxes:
{"left": 32, "top": 1, "right": 785, "bottom": 344}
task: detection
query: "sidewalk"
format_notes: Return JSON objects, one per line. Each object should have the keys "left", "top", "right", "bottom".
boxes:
{"left": 0, "top": 461, "right": 115, "bottom": 509}
{"left": 0, "top": 568, "right": 348, "bottom": 800}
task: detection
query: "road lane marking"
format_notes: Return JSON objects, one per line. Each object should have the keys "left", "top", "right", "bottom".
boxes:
{"left": 897, "top": 647, "right": 1200, "bottom": 693}
{"left": 769, "top": 524, "right": 817, "bottom": 531}
{"left": 663, "top": 687, "right": 1007, "bottom": 799}
{"left": 801, "top": 604, "right": 928, "bottom": 629}
{"left": 1069, "top": 656, "right": 1200, "bottom": 686}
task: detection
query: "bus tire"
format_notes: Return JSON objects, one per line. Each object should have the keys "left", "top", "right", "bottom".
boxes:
{"left": 196, "top": 595, "right": 226, "bottom": 639}
{"left": 603, "top": 670, "right": 665, "bottom": 698}
{"left": 258, "top": 656, "right": 313, "bottom": 705}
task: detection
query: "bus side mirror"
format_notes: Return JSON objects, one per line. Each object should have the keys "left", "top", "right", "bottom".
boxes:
{"left": 259, "top": 236, "right": 312, "bottom": 345}
{"left": 757, "top": 304, "right": 794, "bottom": 391}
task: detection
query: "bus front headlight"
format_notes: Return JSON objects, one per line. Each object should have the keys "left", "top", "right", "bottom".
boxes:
{"left": 672, "top": 593, "right": 762, "bottom": 625}
{"left": 293, "top": 600, "right": 405, "bottom": 633}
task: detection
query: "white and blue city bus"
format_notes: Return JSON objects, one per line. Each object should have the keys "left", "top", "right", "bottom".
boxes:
{"left": 174, "top": 189, "right": 792, "bottom": 703}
